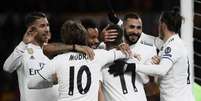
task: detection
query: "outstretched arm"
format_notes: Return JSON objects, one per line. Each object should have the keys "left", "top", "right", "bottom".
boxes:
{"left": 43, "top": 43, "right": 94, "bottom": 60}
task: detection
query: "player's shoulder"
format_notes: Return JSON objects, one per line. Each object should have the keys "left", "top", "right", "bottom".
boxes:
{"left": 24, "top": 44, "right": 40, "bottom": 57}
{"left": 140, "top": 32, "right": 156, "bottom": 47}
{"left": 94, "top": 49, "right": 108, "bottom": 54}
{"left": 165, "top": 35, "right": 184, "bottom": 50}
{"left": 138, "top": 40, "right": 156, "bottom": 53}
{"left": 93, "top": 49, "right": 115, "bottom": 59}
{"left": 52, "top": 52, "right": 73, "bottom": 61}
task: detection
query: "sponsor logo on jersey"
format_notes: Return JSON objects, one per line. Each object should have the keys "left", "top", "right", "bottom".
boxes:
{"left": 29, "top": 62, "right": 45, "bottom": 75}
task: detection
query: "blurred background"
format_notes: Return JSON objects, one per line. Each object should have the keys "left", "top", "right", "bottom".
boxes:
{"left": 0, "top": 0, "right": 200, "bottom": 101}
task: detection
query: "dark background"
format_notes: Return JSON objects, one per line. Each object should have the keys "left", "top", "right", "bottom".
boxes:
{"left": 2, "top": 0, "right": 200, "bottom": 101}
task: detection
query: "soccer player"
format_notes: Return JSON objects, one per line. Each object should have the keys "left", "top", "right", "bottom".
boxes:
{"left": 3, "top": 12, "right": 94, "bottom": 101}
{"left": 109, "top": 8, "right": 195, "bottom": 101}
{"left": 101, "top": 13, "right": 159, "bottom": 101}
{"left": 81, "top": 18, "right": 100, "bottom": 49}
{"left": 107, "top": 11, "right": 158, "bottom": 49}
{"left": 27, "top": 20, "right": 130, "bottom": 101}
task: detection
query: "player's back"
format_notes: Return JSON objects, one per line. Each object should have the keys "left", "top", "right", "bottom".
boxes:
{"left": 101, "top": 40, "right": 156, "bottom": 101}
{"left": 52, "top": 49, "right": 124, "bottom": 101}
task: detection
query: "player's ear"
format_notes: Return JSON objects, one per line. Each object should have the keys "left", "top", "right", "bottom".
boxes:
{"left": 161, "top": 22, "right": 167, "bottom": 31}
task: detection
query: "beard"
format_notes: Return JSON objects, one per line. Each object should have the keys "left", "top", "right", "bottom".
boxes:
{"left": 124, "top": 30, "right": 141, "bottom": 45}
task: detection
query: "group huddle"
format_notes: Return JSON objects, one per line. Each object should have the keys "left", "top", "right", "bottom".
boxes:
{"left": 3, "top": 8, "right": 195, "bottom": 101}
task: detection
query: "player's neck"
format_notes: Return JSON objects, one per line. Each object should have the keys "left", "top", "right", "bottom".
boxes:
{"left": 106, "top": 44, "right": 117, "bottom": 50}
{"left": 32, "top": 40, "right": 43, "bottom": 48}
{"left": 164, "top": 31, "right": 175, "bottom": 42}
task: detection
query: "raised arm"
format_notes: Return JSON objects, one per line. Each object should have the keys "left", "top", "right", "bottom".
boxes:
{"left": 3, "top": 42, "right": 26, "bottom": 73}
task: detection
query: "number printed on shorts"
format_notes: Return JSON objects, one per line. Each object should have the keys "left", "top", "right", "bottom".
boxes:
{"left": 68, "top": 65, "right": 91, "bottom": 96}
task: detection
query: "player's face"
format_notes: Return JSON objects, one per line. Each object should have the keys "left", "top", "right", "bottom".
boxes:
{"left": 32, "top": 18, "right": 51, "bottom": 44}
{"left": 87, "top": 28, "right": 100, "bottom": 49}
{"left": 124, "top": 18, "right": 142, "bottom": 45}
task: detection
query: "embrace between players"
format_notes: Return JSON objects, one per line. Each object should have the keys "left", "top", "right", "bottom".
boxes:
{"left": 3, "top": 8, "right": 195, "bottom": 101}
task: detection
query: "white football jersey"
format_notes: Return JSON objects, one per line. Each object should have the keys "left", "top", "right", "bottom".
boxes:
{"left": 36, "top": 49, "right": 126, "bottom": 101}
{"left": 136, "top": 34, "right": 195, "bottom": 101}
{"left": 3, "top": 42, "right": 58, "bottom": 101}
{"left": 101, "top": 37, "right": 157, "bottom": 101}
{"left": 158, "top": 34, "right": 195, "bottom": 101}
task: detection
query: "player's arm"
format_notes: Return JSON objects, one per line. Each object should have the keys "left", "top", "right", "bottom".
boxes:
{"left": 100, "top": 25, "right": 118, "bottom": 42}
{"left": 3, "top": 42, "right": 26, "bottom": 73}
{"left": 28, "top": 60, "right": 57, "bottom": 89}
{"left": 3, "top": 27, "right": 37, "bottom": 73}
{"left": 142, "top": 55, "right": 160, "bottom": 97}
{"left": 108, "top": 11, "right": 123, "bottom": 26}
{"left": 43, "top": 43, "right": 94, "bottom": 60}
{"left": 28, "top": 73, "right": 54, "bottom": 89}
{"left": 135, "top": 58, "right": 173, "bottom": 76}
{"left": 108, "top": 56, "right": 174, "bottom": 76}
{"left": 98, "top": 82, "right": 105, "bottom": 101}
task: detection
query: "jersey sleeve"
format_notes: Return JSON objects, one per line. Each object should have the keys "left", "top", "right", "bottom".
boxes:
{"left": 3, "top": 41, "right": 27, "bottom": 73}
{"left": 136, "top": 58, "right": 173, "bottom": 76}
{"left": 161, "top": 43, "right": 181, "bottom": 64}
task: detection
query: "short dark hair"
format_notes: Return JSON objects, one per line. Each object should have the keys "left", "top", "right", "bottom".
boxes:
{"left": 106, "top": 24, "right": 123, "bottom": 46}
{"left": 60, "top": 20, "right": 87, "bottom": 45}
{"left": 81, "top": 18, "right": 97, "bottom": 29}
{"left": 160, "top": 7, "right": 183, "bottom": 33}
{"left": 124, "top": 12, "right": 141, "bottom": 21}
{"left": 24, "top": 12, "right": 47, "bottom": 28}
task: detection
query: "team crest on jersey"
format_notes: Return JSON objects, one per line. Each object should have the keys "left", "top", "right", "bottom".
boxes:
{"left": 27, "top": 48, "right": 33, "bottom": 54}
{"left": 163, "top": 47, "right": 172, "bottom": 57}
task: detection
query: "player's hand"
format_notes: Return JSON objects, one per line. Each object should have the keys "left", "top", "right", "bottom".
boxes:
{"left": 108, "top": 59, "right": 126, "bottom": 76}
{"left": 52, "top": 73, "right": 58, "bottom": 85}
{"left": 23, "top": 26, "right": 37, "bottom": 44}
{"left": 133, "top": 53, "right": 141, "bottom": 61}
{"left": 108, "top": 11, "right": 120, "bottom": 24}
{"left": 117, "top": 43, "right": 132, "bottom": 57}
{"left": 108, "top": 59, "right": 136, "bottom": 76}
{"left": 151, "top": 55, "right": 160, "bottom": 64}
{"left": 101, "top": 25, "right": 118, "bottom": 42}
{"left": 75, "top": 45, "right": 95, "bottom": 60}
{"left": 144, "top": 81, "right": 160, "bottom": 96}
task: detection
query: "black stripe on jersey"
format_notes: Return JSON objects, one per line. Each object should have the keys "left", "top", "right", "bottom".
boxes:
{"left": 161, "top": 56, "right": 174, "bottom": 63}
{"left": 187, "top": 57, "right": 190, "bottom": 84}
{"left": 37, "top": 70, "right": 49, "bottom": 81}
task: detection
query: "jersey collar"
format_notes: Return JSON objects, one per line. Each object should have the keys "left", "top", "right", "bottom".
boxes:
{"left": 162, "top": 34, "right": 179, "bottom": 48}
